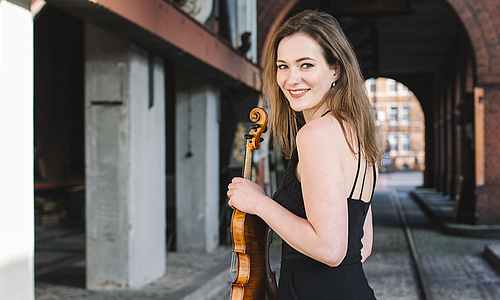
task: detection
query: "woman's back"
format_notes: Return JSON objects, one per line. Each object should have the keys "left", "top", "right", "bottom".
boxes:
{"left": 295, "top": 116, "right": 377, "bottom": 204}
{"left": 273, "top": 128, "right": 377, "bottom": 299}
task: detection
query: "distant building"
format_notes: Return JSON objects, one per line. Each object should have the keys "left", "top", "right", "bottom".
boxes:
{"left": 366, "top": 78, "right": 425, "bottom": 172}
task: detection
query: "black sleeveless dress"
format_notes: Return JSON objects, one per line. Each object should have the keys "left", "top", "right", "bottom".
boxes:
{"left": 273, "top": 147, "right": 377, "bottom": 300}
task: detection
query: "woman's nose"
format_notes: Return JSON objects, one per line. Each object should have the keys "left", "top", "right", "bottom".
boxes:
{"left": 286, "top": 68, "right": 301, "bottom": 85}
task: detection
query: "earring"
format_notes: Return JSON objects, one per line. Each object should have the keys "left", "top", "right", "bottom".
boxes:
{"left": 332, "top": 80, "right": 336, "bottom": 87}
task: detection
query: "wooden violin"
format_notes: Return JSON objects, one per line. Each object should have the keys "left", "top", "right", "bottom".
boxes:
{"left": 230, "top": 108, "right": 278, "bottom": 300}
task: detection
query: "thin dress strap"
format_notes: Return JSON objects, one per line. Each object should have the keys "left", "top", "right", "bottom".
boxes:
{"left": 348, "top": 142, "right": 362, "bottom": 199}
{"left": 369, "top": 165, "right": 377, "bottom": 201}
{"left": 359, "top": 159, "right": 368, "bottom": 199}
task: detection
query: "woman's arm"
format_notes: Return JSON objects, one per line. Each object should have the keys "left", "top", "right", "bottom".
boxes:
{"left": 228, "top": 118, "right": 349, "bottom": 267}
{"left": 361, "top": 206, "right": 373, "bottom": 262}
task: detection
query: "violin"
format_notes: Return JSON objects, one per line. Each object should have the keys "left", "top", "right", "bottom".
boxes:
{"left": 230, "top": 108, "right": 278, "bottom": 300}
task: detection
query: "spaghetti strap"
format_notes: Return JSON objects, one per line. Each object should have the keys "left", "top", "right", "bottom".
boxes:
{"left": 348, "top": 142, "right": 362, "bottom": 199}
{"left": 321, "top": 110, "right": 331, "bottom": 117}
{"left": 359, "top": 159, "right": 368, "bottom": 198}
{"left": 369, "top": 165, "right": 377, "bottom": 201}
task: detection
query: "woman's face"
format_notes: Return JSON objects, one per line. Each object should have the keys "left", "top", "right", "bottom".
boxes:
{"left": 276, "top": 34, "right": 339, "bottom": 120}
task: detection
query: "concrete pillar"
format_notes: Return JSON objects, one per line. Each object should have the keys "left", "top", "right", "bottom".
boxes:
{"left": 85, "top": 23, "right": 166, "bottom": 289}
{"left": 175, "top": 67, "right": 220, "bottom": 252}
{"left": 0, "top": 1, "right": 34, "bottom": 299}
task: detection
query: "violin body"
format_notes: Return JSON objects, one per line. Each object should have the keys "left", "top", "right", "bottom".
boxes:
{"left": 231, "top": 211, "right": 277, "bottom": 300}
{"left": 230, "top": 108, "right": 278, "bottom": 300}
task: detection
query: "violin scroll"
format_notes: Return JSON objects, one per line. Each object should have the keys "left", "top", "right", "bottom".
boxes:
{"left": 246, "top": 108, "right": 268, "bottom": 152}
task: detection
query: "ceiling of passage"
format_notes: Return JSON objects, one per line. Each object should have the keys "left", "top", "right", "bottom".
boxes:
{"left": 282, "top": 0, "right": 463, "bottom": 79}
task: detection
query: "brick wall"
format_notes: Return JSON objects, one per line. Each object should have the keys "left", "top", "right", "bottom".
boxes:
{"left": 478, "top": 86, "right": 500, "bottom": 223}
{"left": 447, "top": 0, "right": 500, "bottom": 84}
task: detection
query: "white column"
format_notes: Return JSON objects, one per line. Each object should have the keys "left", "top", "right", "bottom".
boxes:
{"left": 0, "top": 1, "right": 34, "bottom": 300}
{"left": 176, "top": 67, "right": 220, "bottom": 252}
{"left": 85, "top": 23, "right": 166, "bottom": 290}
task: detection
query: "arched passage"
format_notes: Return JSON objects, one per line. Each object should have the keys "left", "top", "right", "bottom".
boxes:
{"left": 257, "top": 0, "right": 500, "bottom": 224}
{"left": 366, "top": 77, "right": 426, "bottom": 173}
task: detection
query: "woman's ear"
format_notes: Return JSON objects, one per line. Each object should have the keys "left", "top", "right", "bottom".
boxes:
{"left": 332, "top": 64, "right": 341, "bottom": 82}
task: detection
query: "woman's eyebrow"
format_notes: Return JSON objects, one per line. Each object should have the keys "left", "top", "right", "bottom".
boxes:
{"left": 296, "top": 57, "right": 316, "bottom": 62}
{"left": 276, "top": 57, "right": 316, "bottom": 63}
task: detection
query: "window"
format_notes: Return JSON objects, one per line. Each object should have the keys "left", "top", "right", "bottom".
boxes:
{"left": 370, "top": 78, "right": 376, "bottom": 93}
{"left": 399, "top": 84, "right": 409, "bottom": 94}
{"left": 390, "top": 107, "right": 398, "bottom": 121}
{"left": 377, "top": 110, "right": 386, "bottom": 122}
{"left": 401, "top": 106, "right": 410, "bottom": 121}
{"left": 401, "top": 135, "right": 411, "bottom": 151}
{"left": 388, "top": 134, "right": 398, "bottom": 152}
{"left": 387, "top": 79, "right": 397, "bottom": 93}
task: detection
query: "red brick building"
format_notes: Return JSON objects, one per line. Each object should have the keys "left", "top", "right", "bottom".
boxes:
{"left": 366, "top": 78, "right": 425, "bottom": 172}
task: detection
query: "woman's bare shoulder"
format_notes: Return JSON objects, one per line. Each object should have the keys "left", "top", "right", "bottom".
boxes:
{"left": 296, "top": 115, "right": 345, "bottom": 149}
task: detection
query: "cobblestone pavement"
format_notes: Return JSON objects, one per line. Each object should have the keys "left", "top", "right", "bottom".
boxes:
{"left": 364, "top": 188, "right": 419, "bottom": 300}
{"left": 35, "top": 172, "right": 500, "bottom": 299}
{"left": 398, "top": 188, "right": 500, "bottom": 300}
{"left": 378, "top": 172, "right": 500, "bottom": 300}
{"left": 36, "top": 247, "right": 236, "bottom": 300}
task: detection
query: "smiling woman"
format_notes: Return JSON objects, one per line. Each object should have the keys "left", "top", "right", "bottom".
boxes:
{"left": 276, "top": 34, "right": 339, "bottom": 122}
{"left": 227, "top": 10, "right": 381, "bottom": 299}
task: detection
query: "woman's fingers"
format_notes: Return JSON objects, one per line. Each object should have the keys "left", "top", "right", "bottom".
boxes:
{"left": 231, "top": 177, "right": 244, "bottom": 184}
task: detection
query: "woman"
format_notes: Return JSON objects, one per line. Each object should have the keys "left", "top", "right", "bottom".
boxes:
{"left": 227, "top": 10, "right": 380, "bottom": 299}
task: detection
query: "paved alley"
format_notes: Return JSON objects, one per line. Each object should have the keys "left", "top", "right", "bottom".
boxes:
{"left": 35, "top": 172, "right": 500, "bottom": 299}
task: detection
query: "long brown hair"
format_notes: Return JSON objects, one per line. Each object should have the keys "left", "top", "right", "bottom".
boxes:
{"left": 263, "top": 10, "right": 380, "bottom": 165}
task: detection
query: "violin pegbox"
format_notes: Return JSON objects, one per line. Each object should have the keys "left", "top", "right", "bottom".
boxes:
{"left": 246, "top": 108, "right": 268, "bottom": 151}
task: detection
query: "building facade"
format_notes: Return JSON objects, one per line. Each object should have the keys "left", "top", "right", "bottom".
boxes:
{"left": 367, "top": 78, "right": 425, "bottom": 172}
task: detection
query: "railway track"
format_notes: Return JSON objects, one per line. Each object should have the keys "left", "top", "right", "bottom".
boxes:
{"left": 390, "top": 189, "right": 431, "bottom": 300}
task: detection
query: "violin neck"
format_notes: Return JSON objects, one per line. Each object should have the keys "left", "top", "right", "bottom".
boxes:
{"left": 243, "top": 146, "right": 253, "bottom": 180}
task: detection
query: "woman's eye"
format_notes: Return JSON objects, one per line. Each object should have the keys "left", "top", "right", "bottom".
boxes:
{"left": 301, "top": 63, "right": 313, "bottom": 69}
{"left": 277, "top": 64, "right": 288, "bottom": 70}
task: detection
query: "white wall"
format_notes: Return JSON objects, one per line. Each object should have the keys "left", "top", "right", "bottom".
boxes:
{"left": 129, "top": 51, "right": 166, "bottom": 287}
{"left": 176, "top": 67, "right": 220, "bottom": 252}
{"left": 0, "top": 1, "right": 34, "bottom": 299}
{"left": 85, "top": 23, "right": 166, "bottom": 290}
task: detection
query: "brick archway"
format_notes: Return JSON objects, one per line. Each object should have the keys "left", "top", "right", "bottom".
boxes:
{"left": 446, "top": 0, "right": 500, "bottom": 85}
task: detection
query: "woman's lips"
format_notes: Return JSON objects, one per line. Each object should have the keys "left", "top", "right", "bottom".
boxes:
{"left": 288, "top": 89, "right": 310, "bottom": 97}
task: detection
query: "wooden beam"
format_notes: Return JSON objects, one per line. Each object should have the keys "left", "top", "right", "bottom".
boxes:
{"left": 474, "top": 87, "right": 485, "bottom": 186}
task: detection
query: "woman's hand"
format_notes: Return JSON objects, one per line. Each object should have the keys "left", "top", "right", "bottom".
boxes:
{"left": 227, "top": 177, "right": 267, "bottom": 215}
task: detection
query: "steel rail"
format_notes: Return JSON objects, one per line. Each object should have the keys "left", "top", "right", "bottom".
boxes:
{"left": 390, "top": 189, "right": 431, "bottom": 300}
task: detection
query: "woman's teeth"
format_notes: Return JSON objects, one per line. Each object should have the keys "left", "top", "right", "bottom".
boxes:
{"left": 290, "top": 89, "right": 308, "bottom": 95}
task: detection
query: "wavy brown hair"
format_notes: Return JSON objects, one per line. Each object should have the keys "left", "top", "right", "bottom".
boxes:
{"left": 263, "top": 10, "right": 380, "bottom": 165}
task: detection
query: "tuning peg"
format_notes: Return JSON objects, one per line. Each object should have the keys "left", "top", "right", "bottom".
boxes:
{"left": 263, "top": 127, "right": 268, "bottom": 133}
{"left": 251, "top": 124, "right": 261, "bottom": 129}
{"left": 244, "top": 134, "right": 253, "bottom": 139}
{"left": 260, "top": 138, "right": 264, "bottom": 142}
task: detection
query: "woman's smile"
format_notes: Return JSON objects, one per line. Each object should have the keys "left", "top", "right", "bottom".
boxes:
{"left": 288, "top": 89, "right": 310, "bottom": 97}
{"left": 276, "top": 33, "right": 339, "bottom": 121}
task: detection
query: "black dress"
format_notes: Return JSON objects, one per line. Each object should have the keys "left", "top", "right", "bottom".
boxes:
{"left": 273, "top": 148, "right": 377, "bottom": 300}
